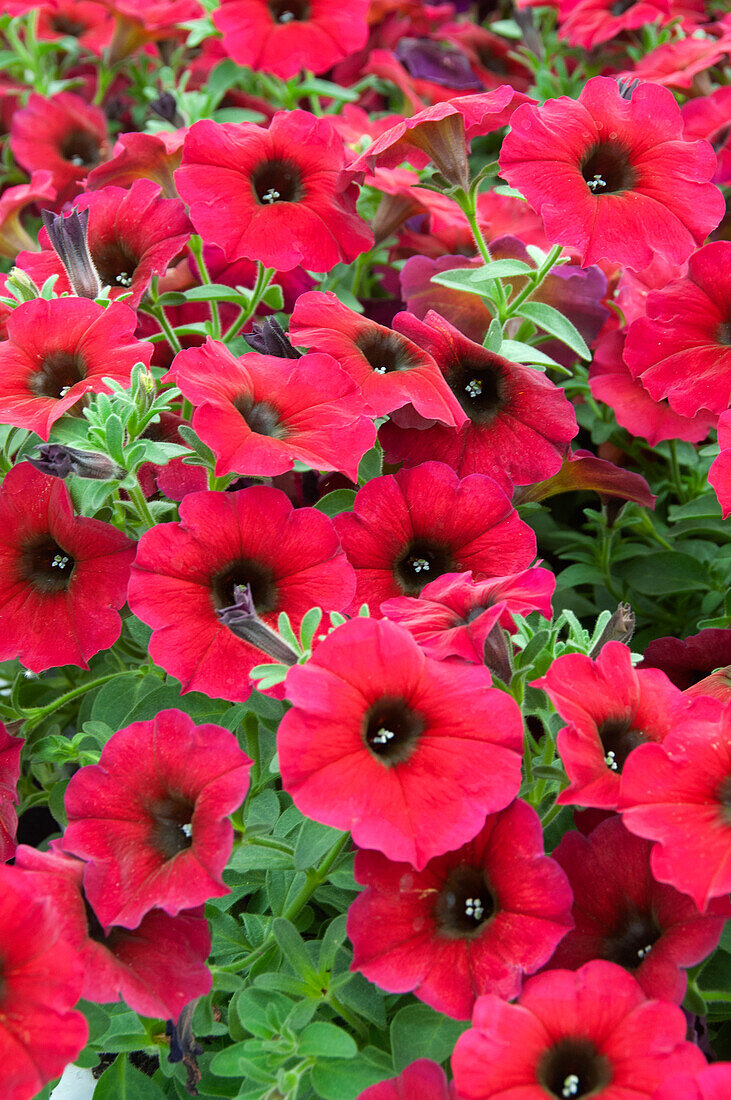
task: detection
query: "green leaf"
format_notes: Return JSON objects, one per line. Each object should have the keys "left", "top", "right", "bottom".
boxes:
{"left": 431, "top": 260, "right": 531, "bottom": 296}
{"left": 299, "top": 1022, "right": 357, "bottom": 1059}
{"left": 93, "top": 1057, "right": 166, "bottom": 1099}
{"left": 490, "top": 18, "right": 523, "bottom": 38}
{"left": 499, "top": 339, "right": 564, "bottom": 369}
{"left": 180, "top": 283, "right": 253, "bottom": 304}
{"left": 358, "top": 441, "right": 383, "bottom": 485}
{"left": 514, "top": 301, "right": 591, "bottom": 360}
{"left": 300, "top": 606, "right": 324, "bottom": 652}
{"left": 90, "top": 674, "right": 161, "bottom": 729}
{"left": 483, "top": 318, "right": 503, "bottom": 353}
{"left": 315, "top": 489, "right": 357, "bottom": 516}
{"left": 272, "top": 917, "right": 319, "bottom": 982}
{"left": 261, "top": 283, "right": 284, "bottom": 310}
{"left": 294, "top": 819, "right": 344, "bottom": 872}
{"left": 390, "top": 1003, "right": 469, "bottom": 1073}
{"left": 619, "top": 552, "right": 710, "bottom": 595}
{"left": 121, "top": 683, "right": 231, "bottom": 725}
{"left": 104, "top": 414, "right": 126, "bottom": 466}
{"left": 310, "top": 1047, "right": 394, "bottom": 1100}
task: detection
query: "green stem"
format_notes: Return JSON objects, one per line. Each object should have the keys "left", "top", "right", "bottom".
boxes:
{"left": 540, "top": 801, "right": 564, "bottom": 830}
{"left": 127, "top": 478, "right": 156, "bottom": 529}
{"left": 147, "top": 304, "right": 183, "bottom": 354}
{"left": 457, "top": 186, "right": 508, "bottom": 318}
{"left": 188, "top": 235, "right": 222, "bottom": 339}
{"left": 223, "top": 264, "right": 276, "bottom": 343}
{"left": 504, "top": 244, "right": 564, "bottom": 319}
{"left": 667, "top": 440, "right": 686, "bottom": 503}
{"left": 239, "top": 835, "right": 295, "bottom": 856}
{"left": 22, "top": 670, "right": 143, "bottom": 732}
{"left": 327, "top": 993, "right": 368, "bottom": 1040}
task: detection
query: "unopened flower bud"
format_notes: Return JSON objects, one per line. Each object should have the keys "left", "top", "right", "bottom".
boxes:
{"left": 216, "top": 584, "right": 299, "bottom": 665}
{"left": 246, "top": 317, "right": 301, "bottom": 359}
{"left": 589, "top": 602, "right": 635, "bottom": 657}
{"left": 41, "top": 208, "right": 103, "bottom": 299}
{"left": 150, "top": 92, "right": 184, "bottom": 128}
{"left": 6, "top": 267, "right": 41, "bottom": 302}
{"left": 26, "top": 445, "right": 124, "bottom": 481}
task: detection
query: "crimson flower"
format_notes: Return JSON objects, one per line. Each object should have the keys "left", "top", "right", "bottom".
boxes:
{"left": 0, "top": 723, "right": 22, "bottom": 862}
{"left": 36, "top": 0, "right": 115, "bottom": 54}
{"left": 0, "top": 296, "right": 153, "bottom": 439}
{"left": 498, "top": 77, "right": 724, "bottom": 270}
{"left": 166, "top": 339, "right": 375, "bottom": 481}
{"left": 358, "top": 1060, "right": 458, "bottom": 1100}
{"left": 0, "top": 170, "right": 56, "bottom": 258}
{"left": 128, "top": 486, "right": 355, "bottom": 701}
{"left": 639, "top": 629, "right": 731, "bottom": 689}
{"left": 682, "top": 87, "right": 731, "bottom": 186}
{"left": 381, "top": 310, "right": 577, "bottom": 493}
{"left": 709, "top": 410, "right": 731, "bottom": 519}
{"left": 10, "top": 91, "right": 110, "bottom": 211}
{"left": 557, "top": 0, "right": 673, "bottom": 50}
{"left": 653, "top": 1064, "right": 731, "bottom": 1100}
{"left": 623, "top": 242, "right": 731, "bottom": 417}
{"left": 548, "top": 816, "right": 730, "bottom": 1002}
{"left": 18, "top": 178, "right": 191, "bottom": 309}
{"left": 175, "top": 110, "right": 373, "bottom": 272}
{"left": 0, "top": 863, "right": 88, "bottom": 1100}
{"left": 213, "top": 0, "right": 370, "bottom": 80}
{"left": 533, "top": 642, "right": 693, "bottom": 810}
{"left": 348, "top": 799, "right": 572, "bottom": 1018}
{"left": 334, "top": 462, "right": 536, "bottom": 612}
{"left": 86, "top": 129, "right": 185, "bottom": 197}
{"left": 289, "top": 290, "right": 466, "bottom": 425}
{"left": 620, "top": 696, "right": 731, "bottom": 911}
{"left": 451, "top": 960, "right": 707, "bottom": 1100}
{"left": 279, "top": 616, "right": 524, "bottom": 869}
{"left": 0, "top": 462, "right": 135, "bottom": 673}
{"left": 62, "top": 709, "right": 252, "bottom": 929}
{"left": 15, "top": 844, "right": 211, "bottom": 1021}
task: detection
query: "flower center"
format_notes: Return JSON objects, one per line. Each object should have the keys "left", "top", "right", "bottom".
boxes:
{"left": 450, "top": 355, "right": 506, "bottom": 422}
{"left": 51, "top": 15, "right": 86, "bottom": 35}
{"left": 19, "top": 536, "right": 76, "bottom": 594}
{"left": 598, "top": 715, "right": 647, "bottom": 773}
{"left": 537, "top": 1038, "right": 612, "bottom": 1099}
{"left": 363, "top": 697, "right": 425, "bottom": 766}
{"left": 581, "top": 143, "right": 636, "bottom": 195}
{"left": 712, "top": 124, "right": 730, "bottom": 154}
{"left": 29, "top": 351, "right": 87, "bottom": 400}
{"left": 355, "top": 330, "right": 413, "bottom": 375}
{"left": 93, "top": 241, "right": 139, "bottom": 289}
{"left": 60, "top": 130, "right": 101, "bottom": 168}
{"left": 269, "top": 0, "right": 309, "bottom": 20}
{"left": 604, "top": 909, "right": 661, "bottom": 969}
{"left": 211, "top": 559, "right": 278, "bottom": 616}
{"left": 434, "top": 864, "right": 496, "bottom": 939}
{"left": 252, "top": 159, "right": 304, "bottom": 205}
{"left": 394, "top": 539, "right": 457, "bottom": 596}
{"left": 150, "top": 796, "right": 194, "bottom": 859}
{"left": 717, "top": 321, "right": 731, "bottom": 347}
{"left": 233, "top": 395, "right": 286, "bottom": 438}
{"left": 610, "top": 0, "right": 637, "bottom": 14}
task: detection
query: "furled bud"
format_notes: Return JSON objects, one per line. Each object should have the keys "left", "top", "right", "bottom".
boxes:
{"left": 41, "top": 208, "right": 103, "bottom": 299}
{"left": 216, "top": 584, "right": 299, "bottom": 665}
{"left": 25, "top": 445, "right": 124, "bottom": 481}
{"left": 589, "top": 602, "right": 635, "bottom": 657}
{"left": 5, "top": 267, "right": 41, "bottom": 302}
{"left": 246, "top": 317, "right": 301, "bottom": 359}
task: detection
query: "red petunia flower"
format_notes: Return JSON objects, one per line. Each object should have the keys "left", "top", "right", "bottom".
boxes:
{"left": 498, "top": 77, "right": 724, "bottom": 271}
{"left": 709, "top": 410, "right": 731, "bottom": 518}
{"left": 15, "top": 844, "right": 211, "bottom": 1021}
{"left": 166, "top": 339, "right": 375, "bottom": 481}
{"left": 0, "top": 863, "right": 88, "bottom": 1100}
{"left": 18, "top": 179, "right": 191, "bottom": 309}
{"left": 381, "top": 568, "right": 555, "bottom": 664}
{"left": 348, "top": 799, "right": 572, "bottom": 1018}
{"left": 589, "top": 330, "right": 715, "bottom": 447}
{"left": 0, "top": 296, "right": 153, "bottom": 440}
{"left": 128, "top": 485, "right": 356, "bottom": 701}
{"left": 289, "top": 290, "right": 466, "bottom": 425}
{"left": 653, "top": 1064, "right": 731, "bottom": 1100}
{"left": 62, "top": 709, "right": 251, "bottom": 929}
{"left": 451, "top": 960, "right": 707, "bottom": 1100}
{"left": 638, "top": 629, "right": 731, "bottom": 690}
{"left": 0, "top": 170, "right": 56, "bottom": 259}
{"left": 532, "top": 642, "right": 693, "bottom": 810}
{"left": 0, "top": 723, "right": 22, "bottom": 862}
{"left": 358, "top": 1059, "right": 458, "bottom": 1100}
{"left": 213, "top": 0, "right": 370, "bottom": 80}
{"left": 85, "top": 129, "right": 185, "bottom": 197}
{"left": 279, "top": 616, "right": 524, "bottom": 870}
{"left": 620, "top": 696, "right": 731, "bottom": 911}
{"left": 682, "top": 87, "right": 731, "bottom": 186}
{"left": 0, "top": 462, "right": 135, "bottom": 673}
{"left": 547, "top": 816, "right": 730, "bottom": 1002}
{"left": 619, "top": 33, "right": 731, "bottom": 91}
{"left": 623, "top": 242, "right": 731, "bottom": 417}
{"left": 10, "top": 92, "right": 111, "bottom": 211}
{"left": 557, "top": 0, "right": 672, "bottom": 51}
{"left": 36, "top": 0, "right": 115, "bottom": 54}
{"left": 381, "top": 310, "right": 578, "bottom": 493}
{"left": 333, "top": 461, "right": 536, "bottom": 613}
{"left": 175, "top": 110, "right": 373, "bottom": 272}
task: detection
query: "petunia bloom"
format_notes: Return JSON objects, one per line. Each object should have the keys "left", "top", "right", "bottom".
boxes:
{"left": 498, "top": 77, "right": 724, "bottom": 271}
{"left": 0, "top": 462, "right": 135, "bottom": 673}
{"left": 279, "top": 616, "right": 524, "bottom": 870}
{"left": 62, "top": 709, "right": 252, "bottom": 929}
{"left": 0, "top": 723, "right": 22, "bottom": 861}
{"left": 708, "top": 410, "right": 731, "bottom": 519}
{"left": 348, "top": 799, "right": 573, "bottom": 1018}
{"left": 451, "top": 960, "right": 707, "bottom": 1099}
{"left": 128, "top": 485, "right": 356, "bottom": 701}
{"left": 175, "top": 110, "right": 373, "bottom": 272}
{"left": 653, "top": 1064, "right": 731, "bottom": 1100}
{"left": 358, "top": 1059, "right": 459, "bottom": 1100}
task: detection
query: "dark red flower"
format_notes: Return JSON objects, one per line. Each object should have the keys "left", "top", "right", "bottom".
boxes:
{"left": 682, "top": 87, "right": 731, "bottom": 187}
{"left": 381, "top": 568, "right": 555, "bottom": 663}
{"left": 620, "top": 696, "right": 731, "bottom": 911}
{"left": 0, "top": 723, "right": 22, "bottom": 862}
{"left": 653, "top": 1064, "right": 731, "bottom": 1100}
{"left": 0, "top": 296, "right": 153, "bottom": 439}
{"left": 557, "top": 0, "right": 672, "bottom": 51}
{"left": 18, "top": 179, "right": 191, "bottom": 309}
{"left": 214, "top": 0, "right": 370, "bottom": 79}
{"left": 10, "top": 92, "right": 111, "bottom": 211}
{"left": 0, "top": 863, "right": 88, "bottom": 1100}
{"left": 548, "top": 816, "right": 730, "bottom": 1002}
{"left": 639, "top": 629, "right": 731, "bottom": 690}
{"left": 62, "top": 709, "right": 251, "bottom": 929}
{"left": 381, "top": 310, "right": 577, "bottom": 493}
{"left": 451, "top": 960, "right": 707, "bottom": 1100}
{"left": 15, "top": 844, "right": 211, "bottom": 1021}
{"left": 533, "top": 642, "right": 693, "bottom": 810}
{"left": 289, "top": 290, "right": 466, "bottom": 425}
{"left": 348, "top": 799, "right": 572, "bottom": 1018}
{"left": 619, "top": 33, "right": 731, "bottom": 91}
{"left": 0, "top": 170, "right": 56, "bottom": 259}
{"left": 128, "top": 485, "right": 356, "bottom": 701}
{"left": 358, "top": 1060, "right": 458, "bottom": 1100}
{"left": 166, "top": 339, "right": 374, "bottom": 481}
{"left": 333, "top": 461, "right": 537, "bottom": 613}
{"left": 709, "top": 410, "right": 731, "bottom": 518}
{"left": 175, "top": 110, "right": 373, "bottom": 272}
{"left": 0, "top": 462, "right": 135, "bottom": 673}
{"left": 279, "top": 616, "right": 524, "bottom": 869}
{"left": 36, "top": 0, "right": 115, "bottom": 54}
{"left": 624, "top": 242, "right": 731, "bottom": 417}
{"left": 499, "top": 77, "right": 724, "bottom": 270}
{"left": 85, "top": 129, "right": 185, "bottom": 197}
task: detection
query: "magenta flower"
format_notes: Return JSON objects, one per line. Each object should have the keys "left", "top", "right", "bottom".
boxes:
{"left": 0, "top": 723, "right": 22, "bottom": 862}
{"left": 358, "top": 1060, "right": 459, "bottom": 1100}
